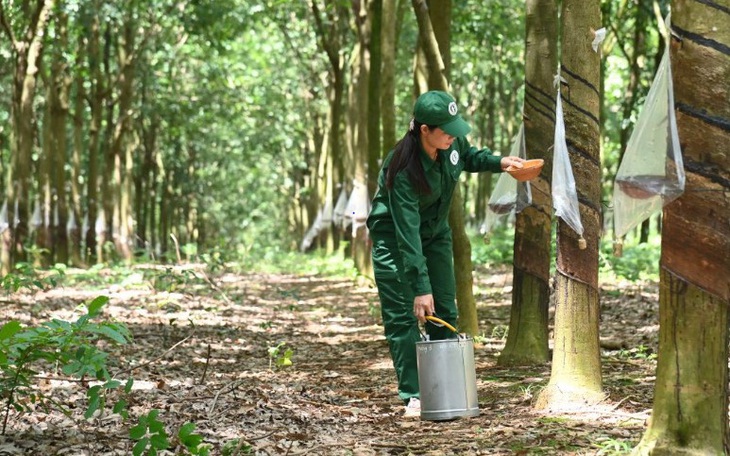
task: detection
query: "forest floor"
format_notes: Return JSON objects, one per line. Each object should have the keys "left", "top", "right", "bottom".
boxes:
{"left": 0, "top": 263, "right": 661, "bottom": 455}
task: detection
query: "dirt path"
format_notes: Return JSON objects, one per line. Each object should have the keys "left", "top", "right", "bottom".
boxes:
{"left": 0, "top": 266, "right": 659, "bottom": 455}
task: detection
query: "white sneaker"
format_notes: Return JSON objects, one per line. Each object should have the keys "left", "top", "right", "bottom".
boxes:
{"left": 403, "top": 398, "right": 421, "bottom": 418}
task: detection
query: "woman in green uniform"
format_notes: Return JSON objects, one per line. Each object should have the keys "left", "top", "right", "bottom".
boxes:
{"left": 366, "top": 91, "right": 524, "bottom": 417}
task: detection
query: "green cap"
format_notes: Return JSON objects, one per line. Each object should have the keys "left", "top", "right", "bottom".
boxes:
{"left": 413, "top": 91, "right": 471, "bottom": 137}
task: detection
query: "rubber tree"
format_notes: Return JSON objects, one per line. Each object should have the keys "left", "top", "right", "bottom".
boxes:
{"left": 346, "top": 0, "right": 374, "bottom": 273}
{"left": 535, "top": 0, "right": 605, "bottom": 409}
{"left": 498, "top": 0, "right": 557, "bottom": 366}
{"left": 633, "top": 1, "right": 730, "bottom": 453}
{"left": 46, "top": 3, "right": 71, "bottom": 266}
{"left": 411, "top": 0, "right": 481, "bottom": 336}
{"left": 0, "top": 0, "right": 54, "bottom": 274}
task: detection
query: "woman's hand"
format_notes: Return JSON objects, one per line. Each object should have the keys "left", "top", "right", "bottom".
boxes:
{"left": 413, "top": 294, "right": 435, "bottom": 323}
{"left": 500, "top": 156, "right": 525, "bottom": 171}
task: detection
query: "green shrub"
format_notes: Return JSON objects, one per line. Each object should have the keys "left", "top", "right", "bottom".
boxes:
{"left": 0, "top": 296, "right": 131, "bottom": 433}
{"left": 600, "top": 238, "right": 660, "bottom": 281}
{"left": 471, "top": 226, "right": 515, "bottom": 266}
{"left": 1, "top": 262, "right": 66, "bottom": 293}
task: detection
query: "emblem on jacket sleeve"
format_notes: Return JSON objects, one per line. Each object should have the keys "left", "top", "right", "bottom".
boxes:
{"left": 450, "top": 150, "right": 459, "bottom": 165}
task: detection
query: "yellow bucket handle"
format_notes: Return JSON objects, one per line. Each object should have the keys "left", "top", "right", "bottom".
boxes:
{"left": 425, "top": 316, "right": 458, "bottom": 334}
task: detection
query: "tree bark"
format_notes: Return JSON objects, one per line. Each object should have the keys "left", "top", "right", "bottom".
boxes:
{"left": 0, "top": 0, "right": 54, "bottom": 274}
{"left": 111, "top": 19, "right": 137, "bottom": 261}
{"left": 498, "top": 0, "right": 557, "bottom": 366}
{"left": 70, "top": 31, "right": 85, "bottom": 266}
{"left": 349, "top": 1, "right": 371, "bottom": 273}
{"left": 535, "top": 0, "right": 604, "bottom": 409}
{"left": 634, "top": 0, "right": 730, "bottom": 452}
{"left": 367, "top": 0, "right": 382, "bottom": 199}
{"left": 412, "top": 0, "right": 479, "bottom": 335}
{"left": 309, "top": 0, "right": 350, "bottom": 256}
{"left": 633, "top": 272, "right": 729, "bottom": 455}
{"left": 84, "top": 10, "right": 103, "bottom": 263}
{"left": 49, "top": 8, "right": 70, "bottom": 265}
{"left": 380, "top": 0, "right": 397, "bottom": 156}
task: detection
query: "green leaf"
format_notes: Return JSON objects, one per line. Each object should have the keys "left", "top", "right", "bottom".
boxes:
{"left": 0, "top": 321, "right": 21, "bottom": 340}
{"left": 87, "top": 296, "right": 110, "bottom": 318}
{"left": 130, "top": 424, "right": 147, "bottom": 440}
{"left": 104, "top": 379, "right": 122, "bottom": 390}
{"left": 178, "top": 422, "right": 196, "bottom": 438}
{"left": 150, "top": 433, "right": 170, "bottom": 450}
{"left": 148, "top": 419, "right": 165, "bottom": 434}
{"left": 88, "top": 385, "right": 102, "bottom": 395}
{"left": 182, "top": 434, "right": 203, "bottom": 447}
{"left": 88, "top": 325, "right": 129, "bottom": 344}
{"left": 124, "top": 378, "right": 135, "bottom": 393}
{"left": 85, "top": 395, "right": 100, "bottom": 419}
{"left": 62, "top": 361, "right": 85, "bottom": 377}
{"left": 132, "top": 437, "right": 149, "bottom": 456}
{"left": 113, "top": 399, "right": 127, "bottom": 414}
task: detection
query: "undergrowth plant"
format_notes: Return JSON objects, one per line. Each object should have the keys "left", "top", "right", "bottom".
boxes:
{"left": 1, "top": 262, "right": 66, "bottom": 293}
{"left": 268, "top": 342, "right": 293, "bottom": 369}
{"left": 1, "top": 295, "right": 213, "bottom": 454}
{"left": 0, "top": 296, "right": 130, "bottom": 434}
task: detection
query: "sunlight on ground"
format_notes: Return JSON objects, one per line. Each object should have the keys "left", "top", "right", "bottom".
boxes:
{"left": 368, "top": 359, "right": 395, "bottom": 370}
{"left": 534, "top": 402, "right": 650, "bottom": 426}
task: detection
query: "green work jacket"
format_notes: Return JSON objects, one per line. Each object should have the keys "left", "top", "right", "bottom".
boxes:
{"left": 367, "top": 136, "right": 503, "bottom": 296}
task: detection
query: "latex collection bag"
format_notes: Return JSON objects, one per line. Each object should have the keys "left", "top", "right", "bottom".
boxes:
{"left": 344, "top": 179, "right": 370, "bottom": 237}
{"left": 481, "top": 123, "right": 532, "bottom": 235}
{"left": 552, "top": 87, "right": 585, "bottom": 248}
{"left": 333, "top": 187, "right": 349, "bottom": 229}
{"left": 613, "top": 39, "right": 684, "bottom": 244}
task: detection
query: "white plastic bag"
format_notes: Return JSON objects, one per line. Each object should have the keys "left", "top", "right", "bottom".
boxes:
{"left": 300, "top": 208, "right": 323, "bottom": 252}
{"left": 31, "top": 200, "right": 42, "bottom": 229}
{"left": 481, "top": 123, "right": 532, "bottom": 234}
{"left": 333, "top": 187, "right": 348, "bottom": 229}
{"left": 613, "top": 39, "right": 684, "bottom": 240}
{"left": 552, "top": 88, "right": 585, "bottom": 246}
{"left": 344, "top": 179, "right": 370, "bottom": 237}
{"left": 0, "top": 200, "right": 8, "bottom": 233}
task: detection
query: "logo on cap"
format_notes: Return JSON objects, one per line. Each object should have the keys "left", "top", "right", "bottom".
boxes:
{"left": 448, "top": 102, "right": 458, "bottom": 116}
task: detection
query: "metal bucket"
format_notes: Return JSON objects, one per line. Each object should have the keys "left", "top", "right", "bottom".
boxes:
{"left": 416, "top": 335, "right": 479, "bottom": 421}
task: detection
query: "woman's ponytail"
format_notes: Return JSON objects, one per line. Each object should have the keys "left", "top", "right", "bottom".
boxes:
{"left": 385, "top": 120, "right": 434, "bottom": 194}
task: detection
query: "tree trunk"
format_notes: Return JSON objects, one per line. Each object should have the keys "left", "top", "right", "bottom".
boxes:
{"left": 84, "top": 11, "right": 103, "bottom": 263}
{"left": 535, "top": 0, "right": 604, "bottom": 409}
{"left": 49, "top": 9, "right": 70, "bottom": 265}
{"left": 412, "top": 0, "right": 479, "bottom": 335}
{"left": 347, "top": 0, "right": 371, "bottom": 273}
{"left": 69, "top": 30, "right": 85, "bottom": 266}
{"left": 498, "top": 0, "right": 556, "bottom": 366}
{"left": 366, "top": 0, "right": 382, "bottom": 198}
{"left": 308, "top": 0, "right": 349, "bottom": 255}
{"left": 38, "top": 78, "right": 53, "bottom": 267}
{"left": 111, "top": 19, "right": 137, "bottom": 261}
{"left": 100, "top": 24, "right": 115, "bottom": 262}
{"left": 136, "top": 65, "right": 156, "bottom": 254}
{"left": 0, "top": 0, "right": 54, "bottom": 274}
{"left": 633, "top": 272, "right": 729, "bottom": 455}
{"left": 475, "top": 78, "right": 497, "bottom": 225}
{"left": 634, "top": 1, "right": 730, "bottom": 452}
{"left": 380, "top": 0, "right": 397, "bottom": 155}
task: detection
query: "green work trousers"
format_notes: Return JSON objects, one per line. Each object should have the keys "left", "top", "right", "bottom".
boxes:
{"left": 371, "top": 231, "right": 458, "bottom": 402}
